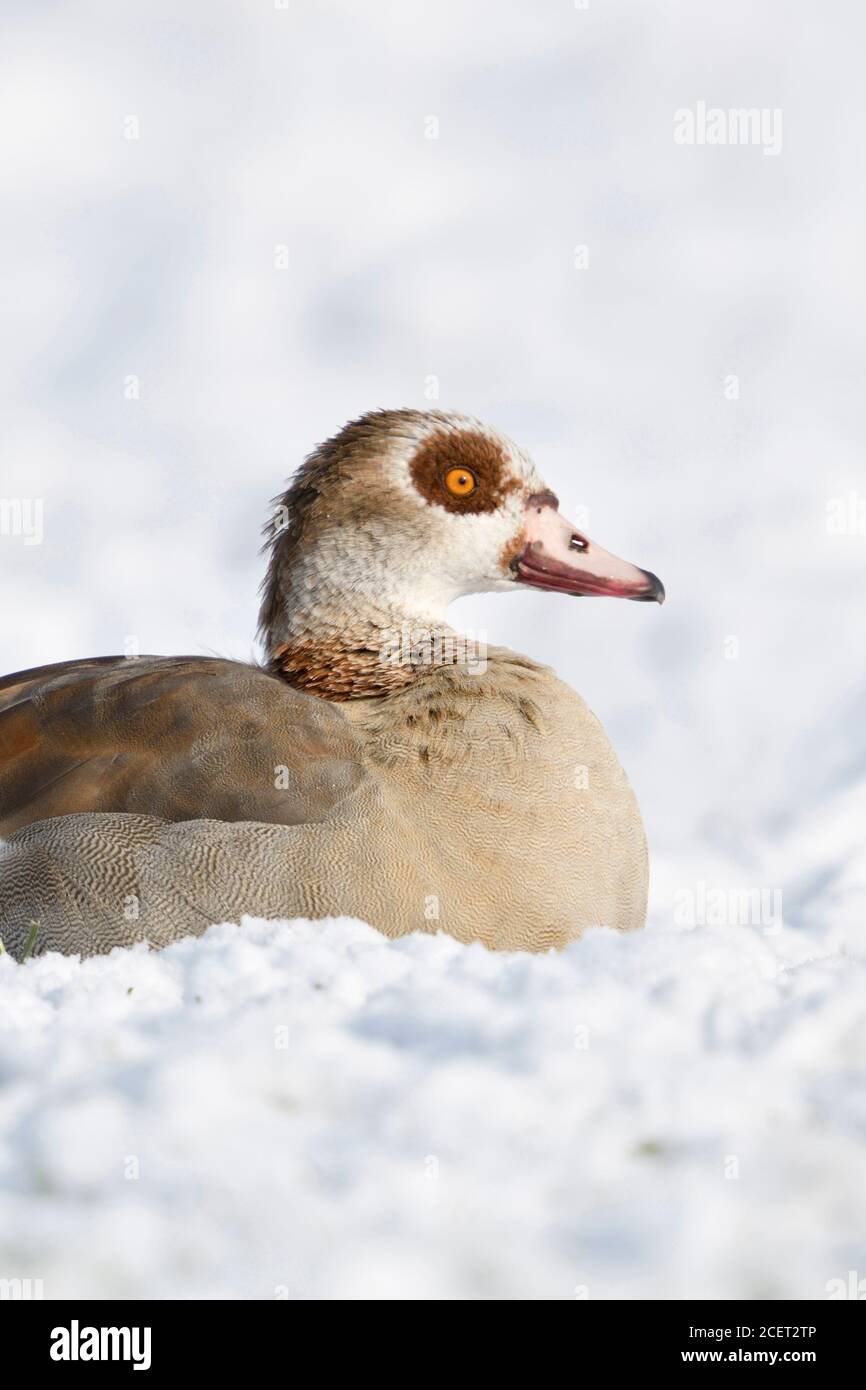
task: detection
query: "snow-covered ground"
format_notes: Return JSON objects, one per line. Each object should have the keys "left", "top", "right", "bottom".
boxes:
{"left": 1, "top": 907, "right": 864, "bottom": 1301}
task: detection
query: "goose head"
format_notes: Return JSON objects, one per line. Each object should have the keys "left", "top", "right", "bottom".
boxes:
{"left": 259, "top": 409, "right": 663, "bottom": 699}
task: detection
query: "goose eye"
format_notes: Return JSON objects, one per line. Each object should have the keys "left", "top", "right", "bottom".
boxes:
{"left": 444, "top": 467, "right": 478, "bottom": 497}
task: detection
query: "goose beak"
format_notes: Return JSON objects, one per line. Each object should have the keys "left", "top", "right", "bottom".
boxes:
{"left": 514, "top": 494, "right": 665, "bottom": 603}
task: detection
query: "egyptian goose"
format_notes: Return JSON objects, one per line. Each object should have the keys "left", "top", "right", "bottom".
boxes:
{"left": 0, "top": 410, "right": 663, "bottom": 959}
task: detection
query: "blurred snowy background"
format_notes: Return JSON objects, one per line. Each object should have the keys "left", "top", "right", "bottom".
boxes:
{"left": 0, "top": 0, "right": 864, "bottom": 1300}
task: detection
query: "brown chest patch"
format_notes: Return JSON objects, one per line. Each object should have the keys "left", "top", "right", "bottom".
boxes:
{"left": 409, "top": 428, "right": 521, "bottom": 515}
{"left": 271, "top": 638, "right": 418, "bottom": 701}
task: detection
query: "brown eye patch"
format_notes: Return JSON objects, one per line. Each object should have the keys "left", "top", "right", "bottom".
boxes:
{"left": 409, "top": 429, "right": 521, "bottom": 515}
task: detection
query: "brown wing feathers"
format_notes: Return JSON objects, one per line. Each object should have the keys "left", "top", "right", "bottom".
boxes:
{"left": 0, "top": 656, "right": 365, "bottom": 839}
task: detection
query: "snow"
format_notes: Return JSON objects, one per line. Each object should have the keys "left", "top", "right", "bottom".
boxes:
{"left": 1, "top": 908, "right": 864, "bottom": 1300}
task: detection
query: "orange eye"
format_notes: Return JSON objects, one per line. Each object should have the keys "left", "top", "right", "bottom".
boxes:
{"left": 444, "top": 467, "right": 478, "bottom": 497}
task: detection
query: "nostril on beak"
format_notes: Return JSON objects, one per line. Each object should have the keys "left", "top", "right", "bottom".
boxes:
{"left": 569, "top": 534, "right": 588, "bottom": 552}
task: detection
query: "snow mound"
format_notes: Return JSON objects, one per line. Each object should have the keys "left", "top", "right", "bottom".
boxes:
{"left": 1, "top": 915, "right": 864, "bottom": 1300}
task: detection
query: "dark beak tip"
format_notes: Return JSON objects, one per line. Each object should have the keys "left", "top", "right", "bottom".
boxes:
{"left": 637, "top": 570, "right": 665, "bottom": 605}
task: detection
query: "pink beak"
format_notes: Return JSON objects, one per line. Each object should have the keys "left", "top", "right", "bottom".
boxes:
{"left": 515, "top": 493, "right": 665, "bottom": 603}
